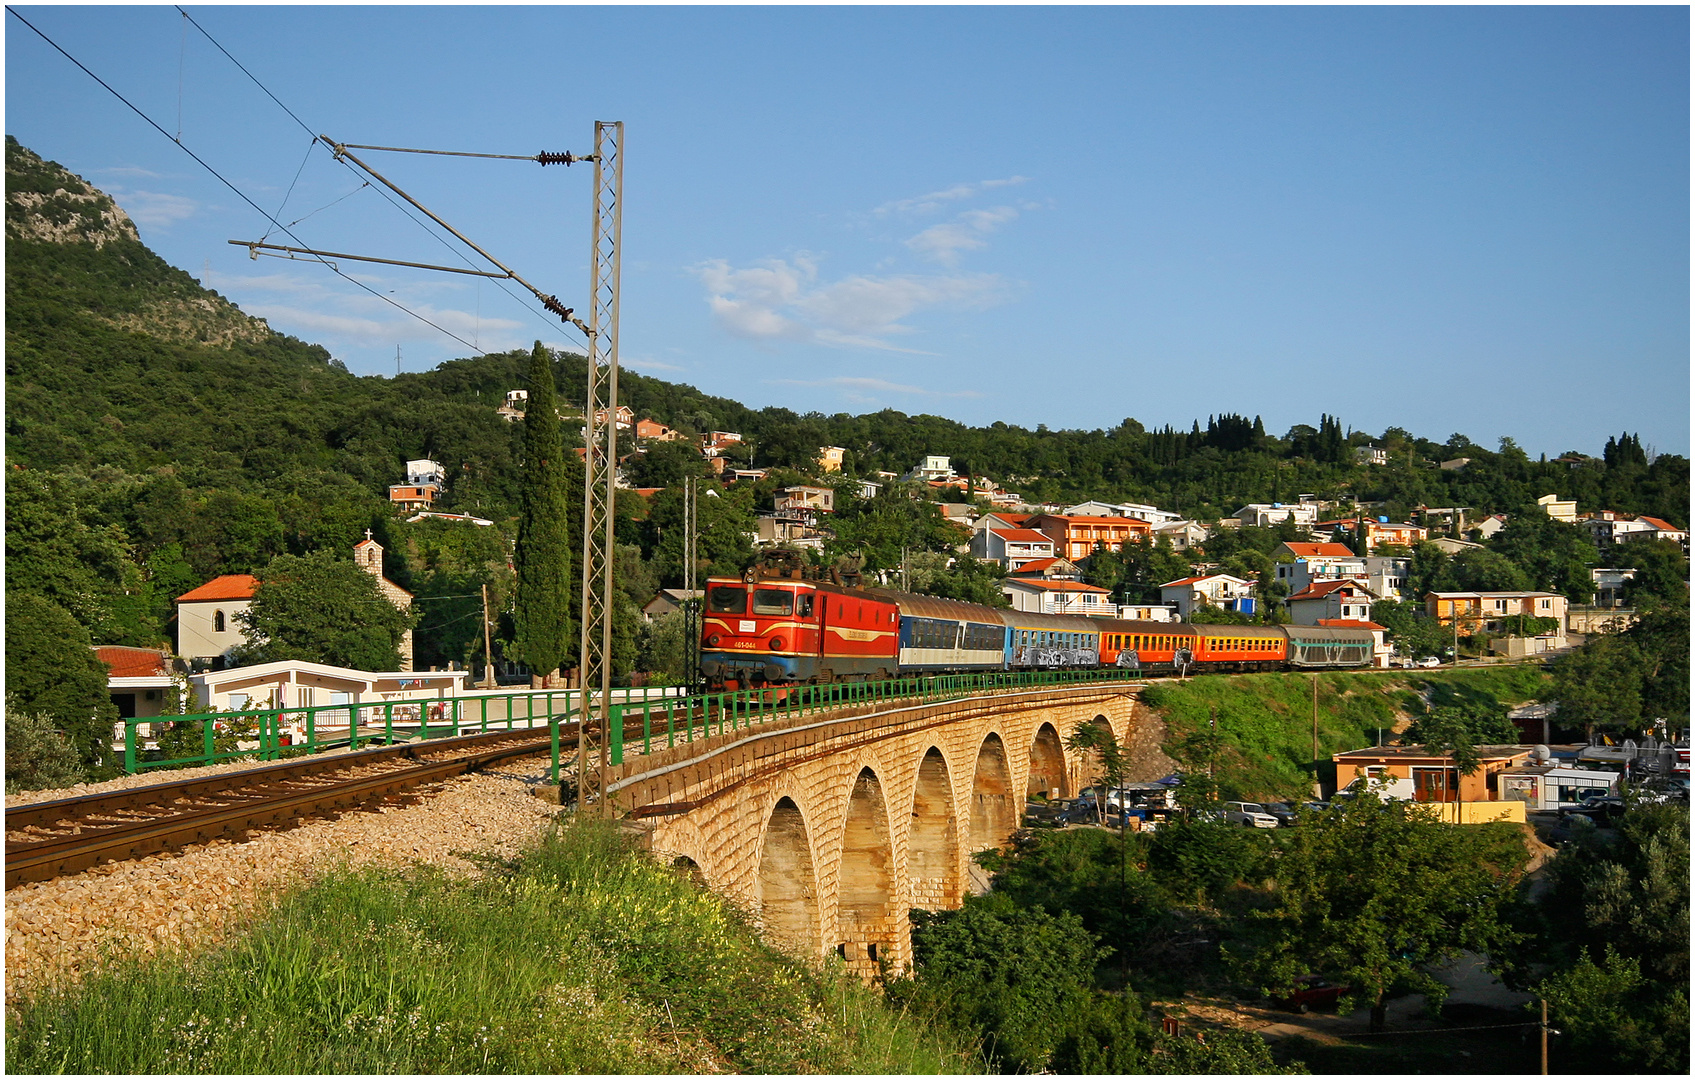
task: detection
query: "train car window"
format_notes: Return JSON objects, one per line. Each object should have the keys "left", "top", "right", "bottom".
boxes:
{"left": 797, "top": 595, "right": 814, "bottom": 617}
{"left": 752, "top": 589, "right": 793, "bottom": 616}
{"left": 707, "top": 586, "right": 746, "bottom": 614}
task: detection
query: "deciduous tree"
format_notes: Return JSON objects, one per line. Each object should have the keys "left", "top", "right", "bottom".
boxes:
{"left": 1228, "top": 796, "right": 1525, "bottom": 1030}
{"left": 4, "top": 592, "right": 118, "bottom": 775}
{"left": 233, "top": 550, "right": 413, "bottom": 670}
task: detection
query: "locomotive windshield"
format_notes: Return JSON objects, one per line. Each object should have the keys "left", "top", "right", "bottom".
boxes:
{"left": 707, "top": 585, "right": 746, "bottom": 614}
{"left": 751, "top": 589, "right": 794, "bottom": 616}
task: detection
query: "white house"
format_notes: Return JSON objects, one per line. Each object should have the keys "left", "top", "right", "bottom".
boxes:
{"left": 1631, "top": 516, "right": 1688, "bottom": 550}
{"left": 1363, "top": 555, "right": 1411, "bottom": 602}
{"left": 1274, "top": 542, "right": 1365, "bottom": 593}
{"left": 1002, "top": 578, "right": 1115, "bottom": 615}
{"left": 971, "top": 527, "right": 1057, "bottom": 570}
{"left": 178, "top": 537, "right": 415, "bottom": 671}
{"left": 1536, "top": 494, "right": 1579, "bottom": 523}
{"left": 191, "top": 660, "right": 468, "bottom": 724}
{"left": 903, "top": 455, "right": 955, "bottom": 482}
{"left": 1233, "top": 501, "right": 1319, "bottom": 528}
{"left": 95, "top": 646, "right": 183, "bottom": 723}
{"left": 1116, "top": 603, "right": 1177, "bottom": 622}
{"left": 1428, "top": 537, "right": 1485, "bottom": 556}
{"left": 1062, "top": 500, "right": 1181, "bottom": 526}
{"left": 1158, "top": 573, "right": 1256, "bottom": 618}
{"left": 405, "top": 459, "right": 447, "bottom": 487}
{"left": 175, "top": 574, "right": 260, "bottom": 666}
{"left": 1152, "top": 520, "right": 1210, "bottom": 550}
{"left": 1285, "top": 579, "right": 1379, "bottom": 625}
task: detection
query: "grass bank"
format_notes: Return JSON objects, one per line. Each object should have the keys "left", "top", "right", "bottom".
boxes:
{"left": 5, "top": 818, "right": 977, "bottom": 1074}
{"left": 1142, "top": 665, "right": 1551, "bottom": 801}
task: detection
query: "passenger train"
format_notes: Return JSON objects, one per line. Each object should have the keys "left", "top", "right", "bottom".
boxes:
{"left": 698, "top": 556, "right": 1375, "bottom": 689}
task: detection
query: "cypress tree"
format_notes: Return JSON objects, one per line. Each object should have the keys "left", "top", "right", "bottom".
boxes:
{"left": 512, "top": 341, "right": 573, "bottom": 684}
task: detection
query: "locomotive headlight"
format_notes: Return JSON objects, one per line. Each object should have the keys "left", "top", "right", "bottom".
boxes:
{"left": 706, "top": 634, "right": 721, "bottom": 647}
{"left": 769, "top": 636, "right": 785, "bottom": 651}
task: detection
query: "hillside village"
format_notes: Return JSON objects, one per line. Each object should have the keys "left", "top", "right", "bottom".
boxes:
{"left": 1, "top": 132, "right": 1684, "bottom": 774}
{"left": 3, "top": 60, "right": 1687, "bottom": 1076}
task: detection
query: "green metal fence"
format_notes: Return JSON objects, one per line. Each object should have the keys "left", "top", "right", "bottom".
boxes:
{"left": 587, "top": 667, "right": 1141, "bottom": 781}
{"left": 119, "top": 686, "right": 680, "bottom": 776}
{"left": 120, "top": 669, "right": 1141, "bottom": 785}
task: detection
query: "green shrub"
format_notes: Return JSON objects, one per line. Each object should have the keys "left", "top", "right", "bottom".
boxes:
{"left": 4, "top": 705, "right": 86, "bottom": 793}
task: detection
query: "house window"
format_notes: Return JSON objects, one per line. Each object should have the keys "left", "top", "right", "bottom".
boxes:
{"left": 214, "top": 610, "right": 226, "bottom": 633}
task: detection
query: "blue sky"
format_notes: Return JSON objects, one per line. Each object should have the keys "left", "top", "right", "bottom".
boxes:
{"left": 7, "top": 6, "right": 1688, "bottom": 458}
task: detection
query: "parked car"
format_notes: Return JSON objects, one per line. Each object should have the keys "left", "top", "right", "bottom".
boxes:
{"left": 1221, "top": 801, "right": 1279, "bottom": 828}
{"left": 1053, "top": 798, "right": 1103, "bottom": 825}
{"left": 1272, "top": 976, "right": 1347, "bottom": 1013}
{"left": 1415, "top": 656, "right": 1442, "bottom": 668}
{"left": 1261, "top": 801, "right": 1298, "bottom": 827}
{"left": 1560, "top": 796, "right": 1625, "bottom": 825}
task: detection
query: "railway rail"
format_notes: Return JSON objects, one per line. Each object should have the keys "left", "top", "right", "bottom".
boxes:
{"left": 5, "top": 725, "right": 575, "bottom": 890}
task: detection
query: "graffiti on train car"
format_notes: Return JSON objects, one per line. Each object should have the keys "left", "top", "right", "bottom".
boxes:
{"left": 1018, "top": 647, "right": 1097, "bottom": 667}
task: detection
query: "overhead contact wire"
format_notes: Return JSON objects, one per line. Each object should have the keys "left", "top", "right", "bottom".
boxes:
{"left": 7, "top": 6, "right": 483, "bottom": 353}
{"left": 174, "top": 6, "right": 591, "bottom": 350}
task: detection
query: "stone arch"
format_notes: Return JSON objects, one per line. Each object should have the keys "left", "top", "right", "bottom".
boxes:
{"left": 1027, "top": 722, "right": 1069, "bottom": 800}
{"left": 837, "top": 767, "right": 895, "bottom": 979}
{"left": 907, "top": 746, "right": 960, "bottom": 912}
{"left": 1071, "top": 714, "right": 1116, "bottom": 792}
{"left": 756, "top": 796, "right": 821, "bottom": 959}
{"left": 968, "top": 732, "right": 1016, "bottom": 855}
{"left": 670, "top": 854, "right": 705, "bottom": 888}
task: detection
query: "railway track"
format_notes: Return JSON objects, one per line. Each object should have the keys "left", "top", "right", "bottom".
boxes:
{"left": 5, "top": 725, "right": 576, "bottom": 890}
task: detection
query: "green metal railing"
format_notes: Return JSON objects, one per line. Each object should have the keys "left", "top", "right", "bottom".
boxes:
{"left": 119, "top": 686, "right": 679, "bottom": 776}
{"left": 586, "top": 667, "right": 1140, "bottom": 781}
{"left": 120, "top": 669, "right": 1142, "bottom": 786}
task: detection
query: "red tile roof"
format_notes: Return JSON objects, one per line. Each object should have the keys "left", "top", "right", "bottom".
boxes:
{"left": 992, "top": 528, "right": 1053, "bottom": 544}
{"left": 1316, "top": 619, "right": 1386, "bottom": 630}
{"left": 1007, "top": 579, "right": 1110, "bottom": 593}
{"left": 176, "top": 574, "right": 259, "bottom": 603}
{"left": 1159, "top": 573, "right": 1248, "bottom": 588}
{"left": 1282, "top": 543, "right": 1358, "bottom": 558}
{"left": 1288, "top": 579, "right": 1375, "bottom": 601}
{"left": 1009, "top": 558, "right": 1063, "bottom": 575}
{"left": 1639, "top": 516, "right": 1683, "bottom": 532}
{"left": 93, "top": 646, "right": 172, "bottom": 678}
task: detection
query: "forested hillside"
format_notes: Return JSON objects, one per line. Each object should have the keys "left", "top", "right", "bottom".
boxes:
{"left": 6, "top": 136, "right": 1688, "bottom": 676}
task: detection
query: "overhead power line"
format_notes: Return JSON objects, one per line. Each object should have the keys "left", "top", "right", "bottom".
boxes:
{"left": 169, "top": 6, "right": 594, "bottom": 350}
{"left": 336, "top": 142, "right": 594, "bottom": 167}
{"left": 5, "top": 5, "right": 487, "bottom": 354}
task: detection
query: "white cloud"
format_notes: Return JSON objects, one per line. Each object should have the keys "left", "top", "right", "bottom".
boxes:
{"left": 107, "top": 189, "right": 198, "bottom": 229}
{"left": 624, "top": 355, "right": 687, "bottom": 373}
{"left": 873, "top": 176, "right": 1027, "bottom": 217}
{"left": 771, "top": 375, "right": 984, "bottom": 401}
{"left": 905, "top": 205, "right": 1020, "bottom": 265}
{"left": 96, "top": 165, "right": 163, "bottom": 179}
{"left": 693, "top": 255, "right": 1009, "bottom": 352}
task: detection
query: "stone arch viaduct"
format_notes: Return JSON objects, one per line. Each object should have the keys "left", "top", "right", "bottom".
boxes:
{"left": 607, "top": 681, "right": 1146, "bottom": 979}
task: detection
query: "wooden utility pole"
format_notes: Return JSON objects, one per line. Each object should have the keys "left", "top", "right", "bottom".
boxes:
{"left": 1540, "top": 997, "right": 1549, "bottom": 1074}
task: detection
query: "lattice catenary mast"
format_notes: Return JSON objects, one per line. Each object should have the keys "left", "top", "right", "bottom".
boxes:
{"left": 577, "top": 121, "right": 624, "bottom": 817}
